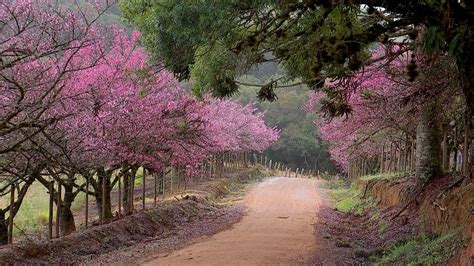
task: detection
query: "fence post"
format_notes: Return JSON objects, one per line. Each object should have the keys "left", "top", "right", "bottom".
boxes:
{"left": 85, "top": 177, "right": 89, "bottom": 229}
{"left": 130, "top": 171, "right": 134, "bottom": 214}
{"left": 56, "top": 181, "right": 61, "bottom": 238}
{"left": 48, "top": 181, "right": 54, "bottom": 240}
{"left": 163, "top": 170, "right": 166, "bottom": 196}
{"left": 170, "top": 167, "right": 174, "bottom": 194}
{"left": 142, "top": 168, "right": 146, "bottom": 210}
{"left": 101, "top": 176, "right": 105, "bottom": 224}
{"left": 154, "top": 171, "right": 157, "bottom": 206}
{"left": 118, "top": 175, "right": 122, "bottom": 217}
{"left": 8, "top": 184, "right": 14, "bottom": 244}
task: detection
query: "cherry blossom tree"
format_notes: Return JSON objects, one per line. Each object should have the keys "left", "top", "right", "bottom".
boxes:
{"left": 307, "top": 45, "right": 463, "bottom": 182}
{"left": 0, "top": 1, "right": 280, "bottom": 241}
{"left": 0, "top": 0, "right": 117, "bottom": 243}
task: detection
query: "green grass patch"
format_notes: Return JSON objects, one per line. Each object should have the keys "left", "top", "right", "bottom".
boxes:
{"left": 327, "top": 181, "right": 376, "bottom": 215}
{"left": 378, "top": 221, "right": 390, "bottom": 233}
{"left": 376, "top": 231, "right": 467, "bottom": 265}
{"left": 0, "top": 182, "right": 52, "bottom": 234}
{"left": 359, "top": 172, "right": 403, "bottom": 181}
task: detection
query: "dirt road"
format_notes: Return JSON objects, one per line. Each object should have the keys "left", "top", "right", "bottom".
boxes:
{"left": 142, "top": 177, "right": 323, "bottom": 265}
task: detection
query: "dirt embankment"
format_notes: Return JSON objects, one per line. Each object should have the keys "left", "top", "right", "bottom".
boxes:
{"left": 0, "top": 168, "right": 269, "bottom": 264}
{"left": 356, "top": 175, "right": 473, "bottom": 265}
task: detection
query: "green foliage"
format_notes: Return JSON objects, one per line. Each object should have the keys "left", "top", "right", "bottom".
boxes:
{"left": 121, "top": 0, "right": 474, "bottom": 118}
{"left": 376, "top": 232, "right": 467, "bottom": 265}
{"left": 190, "top": 43, "right": 239, "bottom": 97}
{"left": 120, "top": 1, "right": 370, "bottom": 103}
{"left": 120, "top": 0, "right": 239, "bottom": 81}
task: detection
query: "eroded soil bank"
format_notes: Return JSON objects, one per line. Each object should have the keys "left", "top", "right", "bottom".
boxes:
{"left": 316, "top": 174, "right": 473, "bottom": 265}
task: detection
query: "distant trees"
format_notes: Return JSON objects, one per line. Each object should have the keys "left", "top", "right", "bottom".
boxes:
{"left": 0, "top": 1, "right": 278, "bottom": 244}
{"left": 236, "top": 79, "right": 336, "bottom": 174}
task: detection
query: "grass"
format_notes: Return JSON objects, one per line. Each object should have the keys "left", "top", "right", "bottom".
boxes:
{"left": 376, "top": 231, "right": 467, "bottom": 265}
{"left": 359, "top": 172, "right": 404, "bottom": 181}
{"left": 207, "top": 168, "right": 271, "bottom": 205}
{"left": 0, "top": 182, "right": 52, "bottom": 235}
{"left": 326, "top": 179, "right": 376, "bottom": 215}
{"left": 378, "top": 221, "right": 390, "bottom": 233}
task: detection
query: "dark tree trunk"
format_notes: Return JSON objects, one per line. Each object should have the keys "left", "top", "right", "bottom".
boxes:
{"left": 459, "top": 40, "right": 474, "bottom": 177}
{"left": 470, "top": 139, "right": 474, "bottom": 179}
{"left": 122, "top": 169, "right": 131, "bottom": 214}
{"left": 60, "top": 183, "right": 76, "bottom": 236}
{"left": 415, "top": 101, "right": 442, "bottom": 182}
{"left": 0, "top": 211, "right": 7, "bottom": 245}
{"left": 123, "top": 166, "right": 138, "bottom": 214}
{"left": 441, "top": 129, "right": 449, "bottom": 172}
{"left": 217, "top": 154, "right": 224, "bottom": 178}
{"left": 95, "top": 168, "right": 113, "bottom": 221}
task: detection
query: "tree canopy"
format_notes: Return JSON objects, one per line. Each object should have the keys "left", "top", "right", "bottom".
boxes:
{"left": 120, "top": 0, "right": 474, "bottom": 117}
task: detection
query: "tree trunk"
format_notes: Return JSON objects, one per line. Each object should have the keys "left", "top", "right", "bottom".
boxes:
{"left": 217, "top": 154, "right": 224, "bottom": 178}
{"left": 0, "top": 211, "right": 7, "bottom": 245}
{"left": 459, "top": 52, "right": 474, "bottom": 176}
{"left": 415, "top": 101, "right": 442, "bottom": 182}
{"left": 441, "top": 129, "right": 449, "bottom": 172}
{"left": 122, "top": 169, "right": 131, "bottom": 214}
{"left": 462, "top": 112, "right": 470, "bottom": 176}
{"left": 452, "top": 129, "right": 458, "bottom": 172}
{"left": 95, "top": 168, "right": 113, "bottom": 221}
{"left": 60, "top": 183, "right": 76, "bottom": 236}
{"left": 470, "top": 138, "right": 474, "bottom": 179}
{"left": 129, "top": 166, "right": 138, "bottom": 213}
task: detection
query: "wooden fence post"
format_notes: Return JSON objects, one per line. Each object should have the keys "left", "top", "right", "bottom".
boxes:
{"left": 154, "top": 172, "right": 157, "bottom": 205}
{"left": 380, "top": 144, "right": 385, "bottom": 174}
{"left": 118, "top": 175, "right": 122, "bottom": 217}
{"left": 8, "top": 184, "right": 14, "bottom": 244}
{"left": 130, "top": 172, "right": 134, "bottom": 214}
{"left": 170, "top": 167, "right": 174, "bottom": 194}
{"left": 101, "top": 176, "right": 105, "bottom": 224}
{"left": 48, "top": 181, "right": 54, "bottom": 240}
{"left": 56, "top": 182, "right": 62, "bottom": 238}
{"left": 85, "top": 177, "right": 89, "bottom": 229}
{"left": 142, "top": 168, "right": 146, "bottom": 210}
{"left": 162, "top": 170, "right": 166, "bottom": 197}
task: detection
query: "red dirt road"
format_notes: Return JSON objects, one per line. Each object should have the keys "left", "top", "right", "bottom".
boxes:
{"left": 142, "top": 177, "right": 323, "bottom": 265}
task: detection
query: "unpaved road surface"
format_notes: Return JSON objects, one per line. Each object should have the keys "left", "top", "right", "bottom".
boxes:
{"left": 142, "top": 177, "right": 323, "bottom": 265}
